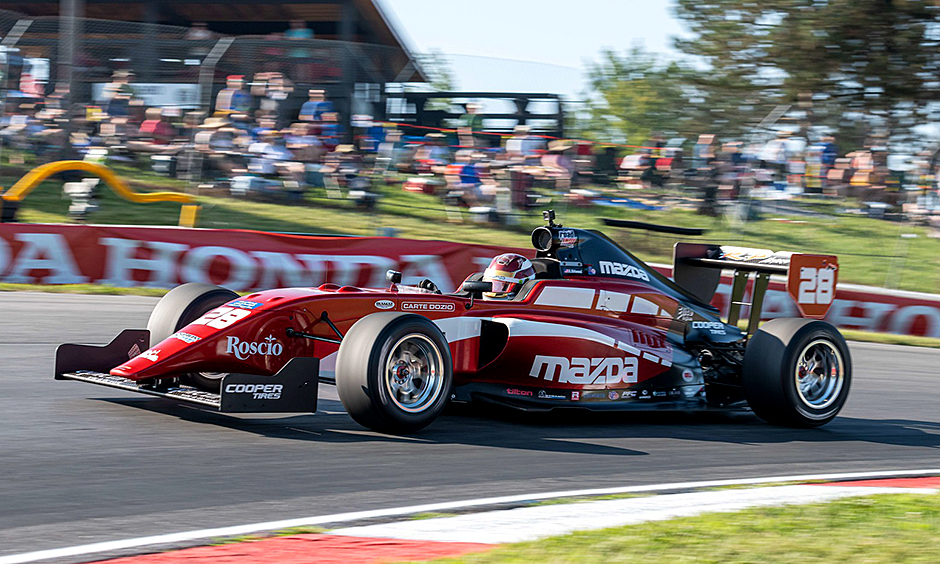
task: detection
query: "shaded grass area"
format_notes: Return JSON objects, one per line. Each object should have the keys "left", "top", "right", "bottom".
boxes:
{"left": 5, "top": 165, "right": 940, "bottom": 292}
{"left": 423, "top": 493, "right": 940, "bottom": 564}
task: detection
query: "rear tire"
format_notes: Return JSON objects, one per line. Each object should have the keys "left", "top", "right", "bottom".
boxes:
{"left": 743, "top": 318, "right": 851, "bottom": 427}
{"left": 147, "top": 283, "right": 238, "bottom": 392}
{"left": 335, "top": 313, "right": 452, "bottom": 434}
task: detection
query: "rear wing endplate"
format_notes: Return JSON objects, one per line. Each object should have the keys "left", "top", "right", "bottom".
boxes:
{"left": 674, "top": 243, "right": 838, "bottom": 333}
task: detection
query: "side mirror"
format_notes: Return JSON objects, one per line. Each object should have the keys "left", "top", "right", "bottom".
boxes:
{"left": 386, "top": 270, "right": 402, "bottom": 284}
{"left": 462, "top": 280, "right": 492, "bottom": 295}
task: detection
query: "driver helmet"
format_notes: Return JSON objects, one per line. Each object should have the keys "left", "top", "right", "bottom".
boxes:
{"left": 482, "top": 253, "right": 535, "bottom": 299}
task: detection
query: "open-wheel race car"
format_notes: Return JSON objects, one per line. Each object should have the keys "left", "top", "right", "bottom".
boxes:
{"left": 56, "top": 211, "right": 851, "bottom": 433}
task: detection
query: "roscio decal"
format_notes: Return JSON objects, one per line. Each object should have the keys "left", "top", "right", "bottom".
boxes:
{"left": 225, "top": 335, "right": 284, "bottom": 360}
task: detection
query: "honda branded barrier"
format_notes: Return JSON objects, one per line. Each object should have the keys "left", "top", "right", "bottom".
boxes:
{"left": 2, "top": 223, "right": 940, "bottom": 338}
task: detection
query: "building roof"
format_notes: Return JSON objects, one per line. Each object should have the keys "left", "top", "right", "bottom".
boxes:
{"left": 0, "top": 0, "right": 425, "bottom": 81}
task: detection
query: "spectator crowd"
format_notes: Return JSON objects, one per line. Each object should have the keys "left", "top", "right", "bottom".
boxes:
{"left": 3, "top": 68, "right": 940, "bottom": 223}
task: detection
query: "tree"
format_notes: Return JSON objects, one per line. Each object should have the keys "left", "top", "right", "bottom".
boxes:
{"left": 410, "top": 49, "right": 456, "bottom": 111}
{"left": 673, "top": 0, "right": 940, "bottom": 149}
{"left": 582, "top": 46, "right": 706, "bottom": 146}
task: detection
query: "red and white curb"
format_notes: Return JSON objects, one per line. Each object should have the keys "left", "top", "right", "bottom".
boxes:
{"left": 2, "top": 469, "right": 939, "bottom": 564}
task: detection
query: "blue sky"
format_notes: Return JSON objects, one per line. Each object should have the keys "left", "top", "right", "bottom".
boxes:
{"left": 378, "top": 1, "right": 686, "bottom": 100}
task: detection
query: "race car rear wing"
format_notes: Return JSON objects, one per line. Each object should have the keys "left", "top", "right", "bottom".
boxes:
{"left": 674, "top": 243, "right": 838, "bottom": 333}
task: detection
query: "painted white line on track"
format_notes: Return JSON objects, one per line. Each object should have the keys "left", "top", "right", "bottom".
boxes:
{"left": 331, "top": 485, "right": 937, "bottom": 543}
{"left": 2, "top": 468, "right": 939, "bottom": 564}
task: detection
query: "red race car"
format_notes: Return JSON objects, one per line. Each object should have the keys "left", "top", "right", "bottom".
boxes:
{"left": 56, "top": 211, "right": 851, "bottom": 433}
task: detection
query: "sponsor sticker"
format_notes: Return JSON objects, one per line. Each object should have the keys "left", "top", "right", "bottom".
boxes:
{"left": 653, "top": 390, "right": 667, "bottom": 397}
{"left": 225, "top": 335, "right": 284, "bottom": 361}
{"left": 229, "top": 300, "right": 263, "bottom": 310}
{"left": 402, "top": 302, "right": 456, "bottom": 312}
{"left": 557, "top": 229, "right": 578, "bottom": 248}
{"left": 171, "top": 332, "right": 201, "bottom": 344}
{"left": 537, "top": 390, "right": 567, "bottom": 400}
{"left": 681, "top": 369, "right": 695, "bottom": 383}
{"left": 529, "top": 355, "right": 639, "bottom": 385}
{"left": 571, "top": 391, "right": 580, "bottom": 401}
{"left": 608, "top": 390, "right": 619, "bottom": 400}
{"left": 638, "top": 389, "right": 651, "bottom": 400}
{"left": 692, "top": 321, "right": 727, "bottom": 335}
{"left": 623, "top": 390, "right": 638, "bottom": 399}
{"left": 675, "top": 306, "right": 694, "bottom": 322}
{"left": 374, "top": 300, "right": 395, "bottom": 310}
{"left": 598, "top": 261, "right": 650, "bottom": 281}
{"left": 506, "top": 388, "right": 532, "bottom": 396}
{"left": 224, "top": 383, "right": 282, "bottom": 400}
{"left": 127, "top": 343, "right": 141, "bottom": 359}
{"left": 140, "top": 349, "right": 160, "bottom": 362}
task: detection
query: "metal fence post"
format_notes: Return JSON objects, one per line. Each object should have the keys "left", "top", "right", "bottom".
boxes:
{"left": 186, "top": 36, "right": 234, "bottom": 192}
{"left": 0, "top": 18, "right": 33, "bottom": 174}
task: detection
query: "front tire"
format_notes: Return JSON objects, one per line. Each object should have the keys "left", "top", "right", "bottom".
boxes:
{"left": 335, "top": 313, "right": 452, "bottom": 434}
{"left": 743, "top": 318, "right": 851, "bottom": 427}
{"left": 147, "top": 283, "right": 238, "bottom": 392}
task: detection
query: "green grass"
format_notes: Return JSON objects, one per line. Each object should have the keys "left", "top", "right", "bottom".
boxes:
{"left": 5, "top": 163, "right": 940, "bottom": 292}
{"left": 0, "top": 283, "right": 168, "bottom": 296}
{"left": 210, "top": 525, "right": 327, "bottom": 545}
{"left": 420, "top": 493, "right": 940, "bottom": 564}
{"left": 529, "top": 493, "right": 652, "bottom": 507}
{"left": 410, "top": 512, "right": 460, "bottom": 521}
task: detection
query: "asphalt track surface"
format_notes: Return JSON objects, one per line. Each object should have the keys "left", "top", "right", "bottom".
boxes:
{"left": 2, "top": 292, "right": 940, "bottom": 559}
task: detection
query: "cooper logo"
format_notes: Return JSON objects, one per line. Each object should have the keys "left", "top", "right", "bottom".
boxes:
{"left": 598, "top": 261, "right": 650, "bottom": 281}
{"left": 692, "top": 321, "right": 727, "bottom": 335}
{"left": 401, "top": 302, "right": 456, "bottom": 312}
{"left": 225, "top": 335, "right": 284, "bottom": 360}
{"left": 374, "top": 300, "right": 395, "bottom": 310}
{"left": 506, "top": 388, "right": 532, "bottom": 396}
{"left": 529, "top": 355, "right": 639, "bottom": 385}
{"left": 224, "top": 383, "right": 283, "bottom": 400}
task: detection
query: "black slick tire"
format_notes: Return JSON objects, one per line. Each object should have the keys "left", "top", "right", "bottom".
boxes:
{"left": 147, "top": 283, "right": 238, "bottom": 392}
{"left": 335, "top": 312, "right": 452, "bottom": 434}
{"left": 743, "top": 318, "right": 851, "bottom": 427}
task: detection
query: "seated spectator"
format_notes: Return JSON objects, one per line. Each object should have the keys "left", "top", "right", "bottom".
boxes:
{"left": 413, "top": 132, "right": 451, "bottom": 173}
{"left": 299, "top": 89, "right": 335, "bottom": 122}
{"left": 318, "top": 112, "right": 344, "bottom": 150}
{"left": 127, "top": 108, "right": 184, "bottom": 156}
{"left": 215, "top": 75, "right": 251, "bottom": 115}
{"left": 505, "top": 125, "right": 544, "bottom": 162}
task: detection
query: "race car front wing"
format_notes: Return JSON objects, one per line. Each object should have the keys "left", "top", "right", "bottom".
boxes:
{"left": 55, "top": 329, "right": 319, "bottom": 413}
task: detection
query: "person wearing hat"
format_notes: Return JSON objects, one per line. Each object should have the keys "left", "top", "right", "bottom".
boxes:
{"left": 102, "top": 70, "right": 135, "bottom": 117}
{"left": 215, "top": 75, "right": 251, "bottom": 115}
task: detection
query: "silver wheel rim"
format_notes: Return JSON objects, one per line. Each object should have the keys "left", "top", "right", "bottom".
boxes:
{"left": 794, "top": 339, "right": 844, "bottom": 409}
{"left": 384, "top": 333, "right": 444, "bottom": 413}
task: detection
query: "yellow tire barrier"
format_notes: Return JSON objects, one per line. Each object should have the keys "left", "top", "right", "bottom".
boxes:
{"left": 0, "top": 160, "right": 198, "bottom": 227}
